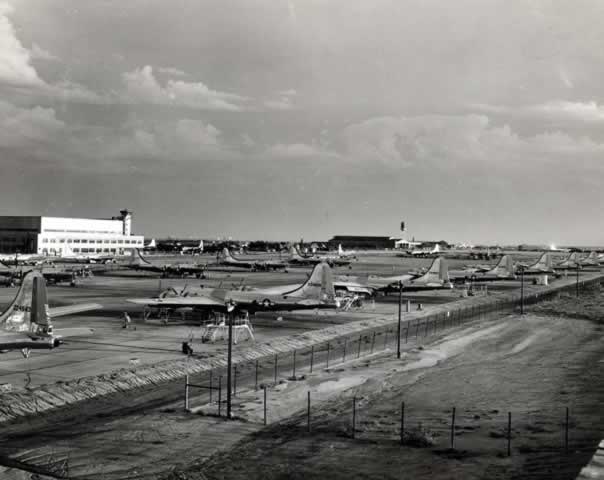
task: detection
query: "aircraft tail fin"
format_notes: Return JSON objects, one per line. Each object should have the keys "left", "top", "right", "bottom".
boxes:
{"left": 568, "top": 252, "right": 578, "bottom": 263}
{"left": 338, "top": 244, "right": 344, "bottom": 256}
{"left": 490, "top": 255, "right": 514, "bottom": 275}
{"left": 289, "top": 245, "right": 303, "bottom": 260}
{"left": 0, "top": 271, "right": 50, "bottom": 334}
{"left": 587, "top": 251, "right": 597, "bottom": 260}
{"left": 414, "top": 257, "right": 448, "bottom": 283}
{"left": 130, "top": 249, "right": 152, "bottom": 266}
{"left": 532, "top": 252, "right": 552, "bottom": 270}
{"left": 287, "top": 263, "right": 335, "bottom": 302}
{"left": 219, "top": 248, "right": 236, "bottom": 262}
{"left": 146, "top": 239, "right": 156, "bottom": 248}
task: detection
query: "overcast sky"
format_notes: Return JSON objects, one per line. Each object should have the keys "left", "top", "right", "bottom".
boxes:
{"left": 2, "top": 0, "right": 604, "bottom": 245}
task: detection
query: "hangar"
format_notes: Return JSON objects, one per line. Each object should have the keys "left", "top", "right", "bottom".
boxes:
{"left": 327, "top": 235, "right": 400, "bottom": 250}
{"left": 0, "top": 209, "right": 144, "bottom": 255}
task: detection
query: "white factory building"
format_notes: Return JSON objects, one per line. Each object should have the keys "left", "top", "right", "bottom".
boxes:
{"left": 0, "top": 210, "right": 144, "bottom": 256}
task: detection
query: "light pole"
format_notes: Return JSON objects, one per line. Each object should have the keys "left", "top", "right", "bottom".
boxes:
{"left": 520, "top": 266, "right": 525, "bottom": 315}
{"left": 226, "top": 303, "right": 235, "bottom": 418}
{"left": 397, "top": 280, "right": 402, "bottom": 359}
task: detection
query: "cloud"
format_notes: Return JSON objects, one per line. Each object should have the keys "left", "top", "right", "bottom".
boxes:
{"left": 0, "top": 99, "right": 64, "bottom": 150}
{"left": 122, "top": 65, "right": 248, "bottom": 111}
{"left": 157, "top": 66, "right": 187, "bottom": 76}
{"left": 0, "top": 3, "right": 106, "bottom": 104}
{"left": 475, "top": 101, "right": 604, "bottom": 123}
{"left": 0, "top": 3, "right": 44, "bottom": 87}
{"left": 266, "top": 142, "right": 338, "bottom": 159}
{"left": 339, "top": 114, "right": 604, "bottom": 169}
{"left": 31, "top": 43, "right": 58, "bottom": 61}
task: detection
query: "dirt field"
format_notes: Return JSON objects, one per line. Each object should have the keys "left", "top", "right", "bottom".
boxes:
{"left": 167, "top": 292, "right": 604, "bottom": 480}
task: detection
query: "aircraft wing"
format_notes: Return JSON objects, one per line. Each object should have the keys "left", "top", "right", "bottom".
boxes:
{"left": 55, "top": 327, "right": 95, "bottom": 338}
{"left": 127, "top": 297, "right": 224, "bottom": 308}
{"left": 49, "top": 303, "right": 102, "bottom": 318}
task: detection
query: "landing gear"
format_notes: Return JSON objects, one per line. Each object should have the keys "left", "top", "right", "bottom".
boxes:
{"left": 20, "top": 348, "right": 31, "bottom": 359}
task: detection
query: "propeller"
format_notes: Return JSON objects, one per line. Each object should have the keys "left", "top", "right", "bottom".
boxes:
{"left": 226, "top": 299, "right": 236, "bottom": 313}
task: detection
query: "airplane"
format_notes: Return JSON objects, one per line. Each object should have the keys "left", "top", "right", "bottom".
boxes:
{"left": 449, "top": 255, "right": 516, "bottom": 283}
{"left": 209, "top": 248, "right": 288, "bottom": 272}
{"left": 127, "top": 262, "right": 338, "bottom": 314}
{"left": 516, "top": 252, "right": 555, "bottom": 275}
{"left": 290, "top": 245, "right": 352, "bottom": 267}
{"left": 125, "top": 249, "right": 207, "bottom": 278}
{"left": 336, "top": 244, "right": 358, "bottom": 260}
{"left": 579, "top": 251, "right": 601, "bottom": 267}
{"left": 143, "top": 238, "right": 157, "bottom": 252}
{"left": 0, "top": 271, "right": 99, "bottom": 357}
{"left": 181, "top": 240, "right": 204, "bottom": 255}
{"left": 335, "top": 257, "right": 452, "bottom": 294}
{"left": 555, "top": 252, "right": 581, "bottom": 270}
{"left": 52, "top": 244, "right": 117, "bottom": 265}
{"left": 407, "top": 244, "right": 442, "bottom": 258}
{"left": 0, "top": 260, "right": 78, "bottom": 286}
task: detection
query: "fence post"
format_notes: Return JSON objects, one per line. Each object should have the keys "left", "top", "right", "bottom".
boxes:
{"left": 565, "top": 406, "right": 569, "bottom": 454}
{"left": 400, "top": 401, "right": 405, "bottom": 445}
{"left": 255, "top": 360, "right": 259, "bottom": 391}
{"left": 274, "top": 354, "right": 278, "bottom": 383}
{"left": 371, "top": 331, "right": 376, "bottom": 353}
{"left": 233, "top": 366, "right": 237, "bottom": 397}
{"left": 263, "top": 386, "right": 267, "bottom": 426}
{"left": 184, "top": 374, "right": 189, "bottom": 411}
{"left": 450, "top": 407, "right": 456, "bottom": 449}
{"left": 307, "top": 391, "right": 311, "bottom": 433}
{"left": 292, "top": 350, "right": 297, "bottom": 379}
{"left": 352, "top": 396, "right": 357, "bottom": 439}
{"left": 357, "top": 334, "right": 362, "bottom": 358}
{"left": 218, "top": 376, "right": 222, "bottom": 417}
{"left": 507, "top": 412, "right": 512, "bottom": 456}
{"left": 310, "top": 345, "right": 314, "bottom": 373}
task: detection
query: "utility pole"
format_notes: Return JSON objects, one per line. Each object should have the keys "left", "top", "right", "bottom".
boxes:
{"left": 520, "top": 266, "right": 525, "bottom": 315}
{"left": 397, "top": 280, "right": 403, "bottom": 359}
{"left": 226, "top": 309, "right": 234, "bottom": 418}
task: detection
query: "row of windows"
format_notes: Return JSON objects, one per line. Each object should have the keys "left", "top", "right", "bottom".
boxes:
{"left": 40, "top": 238, "right": 143, "bottom": 245}
{"left": 41, "top": 248, "right": 121, "bottom": 254}
{"left": 43, "top": 229, "right": 122, "bottom": 234}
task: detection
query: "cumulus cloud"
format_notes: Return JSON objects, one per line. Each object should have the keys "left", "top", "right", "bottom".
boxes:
{"left": 157, "top": 66, "right": 187, "bottom": 76}
{"left": 31, "top": 43, "right": 58, "bottom": 61}
{"left": 339, "top": 114, "right": 604, "bottom": 169}
{"left": 266, "top": 142, "right": 339, "bottom": 159}
{"left": 0, "top": 99, "right": 64, "bottom": 149}
{"left": 475, "top": 100, "right": 604, "bottom": 123}
{"left": 0, "top": 3, "right": 105, "bottom": 104}
{"left": 0, "top": 3, "right": 44, "bottom": 87}
{"left": 123, "top": 65, "right": 248, "bottom": 111}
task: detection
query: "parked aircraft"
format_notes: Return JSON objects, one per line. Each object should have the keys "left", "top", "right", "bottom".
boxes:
{"left": 128, "top": 262, "right": 338, "bottom": 314}
{"left": 555, "top": 252, "right": 580, "bottom": 270}
{"left": 181, "top": 240, "right": 204, "bottom": 254}
{"left": 407, "top": 244, "right": 442, "bottom": 258}
{"left": 335, "top": 256, "right": 452, "bottom": 294}
{"left": 517, "top": 253, "right": 555, "bottom": 275}
{"left": 53, "top": 245, "right": 117, "bottom": 265}
{"left": 0, "top": 271, "right": 99, "bottom": 357}
{"left": 210, "top": 248, "right": 288, "bottom": 272}
{"left": 143, "top": 238, "right": 157, "bottom": 252}
{"left": 0, "top": 261, "right": 78, "bottom": 286}
{"left": 125, "top": 250, "right": 207, "bottom": 277}
{"left": 579, "top": 251, "right": 601, "bottom": 267}
{"left": 290, "top": 245, "right": 352, "bottom": 267}
{"left": 449, "top": 255, "right": 516, "bottom": 283}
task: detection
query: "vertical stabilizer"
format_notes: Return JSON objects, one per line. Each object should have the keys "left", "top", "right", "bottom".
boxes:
{"left": 0, "top": 271, "right": 50, "bottom": 333}
{"left": 131, "top": 249, "right": 151, "bottom": 266}
{"left": 414, "top": 257, "right": 448, "bottom": 283}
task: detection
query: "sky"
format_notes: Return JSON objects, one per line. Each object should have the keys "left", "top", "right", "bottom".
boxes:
{"left": 2, "top": 0, "right": 604, "bottom": 245}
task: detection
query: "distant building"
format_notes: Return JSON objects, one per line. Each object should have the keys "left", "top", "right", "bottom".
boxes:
{"left": 0, "top": 209, "right": 144, "bottom": 255}
{"left": 327, "top": 235, "right": 399, "bottom": 250}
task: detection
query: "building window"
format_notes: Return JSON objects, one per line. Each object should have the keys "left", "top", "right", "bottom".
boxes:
{"left": 73, "top": 248, "right": 80, "bottom": 253}
{"left": 73, "top": 239, "right": 80, "bottom": 243}
{"left": 59, "top": 239, "right": 65, "bottom": 243}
